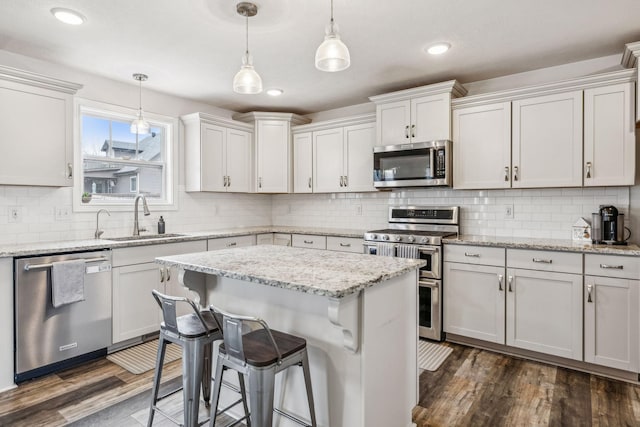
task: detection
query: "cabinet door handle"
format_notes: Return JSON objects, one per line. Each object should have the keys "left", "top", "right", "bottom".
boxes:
{"left": 513, "top": 166, "right": 519, "bottom": 182}
{"left": 258, "top": 177, "right": 262, "bottom": 188}
{"left": 339, "top": 176, "right": 344, "bottom": 187}
{"left": 223, "top": 176, "right": 228, "bottom": 187}
{"left": 166, "top": 268, "right": 170, "bottom": 282}
{"left": 586, "top": 161, "right": 592, "bottom": 179}
{"left": 67, "top": 163, "right": 73, "bottom": 179}
{"left": 532, "top": 258, "right": 552, "bottom": 264}
{"left": 405, "top": 125, "right": 409, "bottom": 139}
{"left": 308, "top": 177, "right": 312, "bottom": 188}
{"left": 159, "top": 268, "right": 165, "bottom": 283}
{"left": 504, "top": 166, "right": 509, "bottom": 182}
{"left": 600, "top": 264, "right": 623, "bottom": 270}
{"left": 498, "top": 274, "right": 504, "bottom": 291}
{"left": 587, "top": 284, "right": 593, "bottom": 303}
{"left": 508, "top": 275, "right": 514, "bottom": 292}
{"left": 464, "top": 252, "right": 480, "bottom": 258}
{"left": 411, "top": 124, "right": 416, "bottom": 138}
{"left": 344, "top": 176, "right": 348, "bottom": 187}
{"left": 228, "top": 176, "right": 231, "bottom": 187}
{"left": 303, "top": 240, "right": 314, "bottom": 244}
{"left": 340, "top": 243, "right": 351, "bottom": 247}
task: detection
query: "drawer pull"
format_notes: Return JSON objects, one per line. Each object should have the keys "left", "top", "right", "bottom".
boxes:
{"left": 304, "top": 240, "right": 314, "bottom": 244}
{"left": 464, "top": 252, "right": 480, "bottom": 257}
{"left": 587, "top": 284, "right": 593, "bottom": 303}
{"left": 227, "top": 242, "right": 237, "bottom": 247}
{"left": 532, "top": 258, "right": 552, "bottom": 264}
{"left": 600, "top": 264, "right": 623, "bottom": 270}
{"left": 498, "top": 274, "right": 504, "bottom": 291}
{"left": 340, "top": 243, "right": 351, "bottom": 247}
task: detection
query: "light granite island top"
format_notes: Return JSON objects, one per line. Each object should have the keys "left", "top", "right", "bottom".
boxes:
{"left": 156, "top": 244, "right": 423, "bottom": 427}
{"left": 155, "top": 244, "right": 425, "bottom": 298}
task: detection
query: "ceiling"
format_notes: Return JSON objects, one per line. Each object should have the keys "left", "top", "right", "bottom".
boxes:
{"left": 2, "top": 0, "right": 640, "bottom": 115}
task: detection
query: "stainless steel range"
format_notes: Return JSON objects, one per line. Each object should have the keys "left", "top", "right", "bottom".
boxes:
{"left": 364, "top": 206, "right": 460, "bottom": 341}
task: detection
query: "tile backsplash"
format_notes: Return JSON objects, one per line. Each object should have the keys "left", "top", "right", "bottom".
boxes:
{"left": 272, "top": 187, "right": 632, "bottom": 240}
{"left": 0, "top": 184, "right": 632, "bottom": 245}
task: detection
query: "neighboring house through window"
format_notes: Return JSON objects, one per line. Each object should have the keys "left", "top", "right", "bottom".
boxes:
{"left": 74, "top": 99, "right": 178, "bottom": 211}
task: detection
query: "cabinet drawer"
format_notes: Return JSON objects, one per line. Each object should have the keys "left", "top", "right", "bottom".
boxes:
{"left": 444, "top": 244, "right": 505, "bottom": 266}
{"left": 585, "top": 254, "right": 640, "bottom": 279}
{"left": 208, "top": 235, "right": 256, "bottom": 251}
{"left": 112, "top": 240, "right": 207, "bottom": 267}
{"left": 327, "top": 236, "right": 363, "bottom": 253}
{"left": 507, "top": 249, "right": 582, "bottom": 274}
{"left": 291, "top": 234, "right": 327, "bottom": 250}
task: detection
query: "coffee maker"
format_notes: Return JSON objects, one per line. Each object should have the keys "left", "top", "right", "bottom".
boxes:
{"left": 592, "top": 205, "right": 629, "bottom": 245}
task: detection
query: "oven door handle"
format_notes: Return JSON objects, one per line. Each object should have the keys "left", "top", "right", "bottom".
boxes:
{"left": 419, "top": 279, "right": 439, "bottom": 304}
{"left": 417, "top": 246, "right": 439, "bottom": 252}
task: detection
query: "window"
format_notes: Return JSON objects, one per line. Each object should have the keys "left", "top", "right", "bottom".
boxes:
{"left": 74, "top": 99, "right": 178, "bottom": 211}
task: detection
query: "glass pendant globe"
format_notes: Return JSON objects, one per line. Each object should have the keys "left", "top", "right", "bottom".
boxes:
{"left": 315, "top": 23, "right": 350, "bottom": 72}
{"left": 130, "top": 110, "right": 150, "bottom": 134}
{"left": 233, "top": 54, "right": 263, "bottom": 94}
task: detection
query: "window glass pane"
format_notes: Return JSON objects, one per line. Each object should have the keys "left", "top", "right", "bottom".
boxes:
{"left": 81, "top": 115, "right": 110, "bottom": 157}
{"left": 83, "top": 159, "right": 163, "bottom": 200}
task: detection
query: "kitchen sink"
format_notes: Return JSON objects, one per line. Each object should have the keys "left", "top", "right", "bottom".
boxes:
{"left": 104, "top": 233, "right": 186, "bottom": 242}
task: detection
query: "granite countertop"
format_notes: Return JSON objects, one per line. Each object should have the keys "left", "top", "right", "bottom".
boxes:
{"left": 156, "top": 245, "right": 425, "bottom": 298}
{"left": 0, "top": 226, "right": 367, "bottom": 258}
{"left": 445, "top": 235, "right": 640, "bottom": 256}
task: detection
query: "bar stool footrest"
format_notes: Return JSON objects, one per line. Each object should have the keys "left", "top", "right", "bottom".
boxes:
{"left": 274, "top": 407, "right": 313, "bottom": 427}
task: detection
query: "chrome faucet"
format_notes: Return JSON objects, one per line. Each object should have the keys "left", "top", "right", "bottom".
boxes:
{"left": 95, "top": 209, "right": 111, "bottom": 239}
{"left": 133, "top": 194, "right": 150, "bottom": 236}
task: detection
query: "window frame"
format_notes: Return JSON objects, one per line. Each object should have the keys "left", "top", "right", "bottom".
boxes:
{"left": 73, "top": 98, "right": 179, "bottom": 212}
{"left": 129, "top": 174, "right": 138, "bottom": 193}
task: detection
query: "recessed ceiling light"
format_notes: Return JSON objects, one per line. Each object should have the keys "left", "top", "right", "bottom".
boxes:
{"left": 51, "top": 8, "right": 86, "bottom": 25}
{"left": 266, "top": 88, "right": 283, "bottom": 97}
{"left": 426, "top": 42, "right": 451, "bottom": 55}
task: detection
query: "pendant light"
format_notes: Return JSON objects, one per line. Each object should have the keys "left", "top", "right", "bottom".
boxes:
{"left": 233, "top": 2, "right": 262, "bottom": 94}
{"left": 315, "top": 0, "right": 350, "bottom": 72}
{"left": 130, "top": 73, "right": 150, "bottom": 134}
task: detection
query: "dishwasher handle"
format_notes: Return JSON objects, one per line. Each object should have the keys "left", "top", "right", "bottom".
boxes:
{"left": 23, "top": 256, "right": 110, "bottom": 272}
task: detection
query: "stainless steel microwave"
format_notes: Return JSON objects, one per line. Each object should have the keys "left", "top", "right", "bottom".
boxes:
{"left": 373, "top": 140, "right": 451, "bottom": 188}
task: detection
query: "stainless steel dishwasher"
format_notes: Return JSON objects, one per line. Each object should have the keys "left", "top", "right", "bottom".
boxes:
{"left": 14, "top": 250, "right": 112, "bottom": 382}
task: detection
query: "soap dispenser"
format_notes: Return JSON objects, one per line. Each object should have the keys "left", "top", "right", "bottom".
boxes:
{"left": 158, "top": 216, "right": 165, "bottom": 234}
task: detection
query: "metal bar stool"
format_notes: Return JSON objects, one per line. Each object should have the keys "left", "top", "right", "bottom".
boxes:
{"left": 148, "top": 290, "right": 250, "bottom": 427}
{"left": 208, "top": 304, "right": 317, "bottom": 427}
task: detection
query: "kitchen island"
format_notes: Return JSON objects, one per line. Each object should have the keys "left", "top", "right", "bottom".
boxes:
{"left": 156, "top": 245, "right": 425, "bottom": 427}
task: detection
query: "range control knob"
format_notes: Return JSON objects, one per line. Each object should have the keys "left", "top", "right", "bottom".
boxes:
{"left": 407, "top": 235, "right": 415, "bottom": 243}
{"left": 369, "top": 234, "right": 377, "bottom": 240}
{"left": 394, "top": 235, "right": 402, "bottom": 242}
{"left": 420, "top": 236, "right": 429, "bottom": 244}
{"left": 382, "top": 234, "right": 389, "bottom": 241}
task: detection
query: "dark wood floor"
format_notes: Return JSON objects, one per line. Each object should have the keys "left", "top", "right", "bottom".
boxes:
{"left": 0, "top": 342, "right": 639, "bottom": 426}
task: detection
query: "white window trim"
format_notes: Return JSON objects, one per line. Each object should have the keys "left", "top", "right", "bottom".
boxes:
{"left": 129, "top": 174, "right": 138, "bottom": 193}
{"left": 73, "top": 98, "right": 179, "bottom": 212}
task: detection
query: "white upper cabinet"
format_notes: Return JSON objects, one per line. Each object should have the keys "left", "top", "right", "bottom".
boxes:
{"left": 182, "top": 113, "right": 253, "bottom": 193}
{"left": 512, "top": 91, "right": 583, "bottom": 188}
{"left": 293, "top": 132, "right": 313, "bottom": 193}
{"left": 453, "top": 102, "right": 511, "bottom": 189}
{"left": 343, "top": 122, "right": 376, "bottom": 192}
{"left": 583, "top": 82, "right": 635, "bottom": 186}
{"left": 370, "top": 80, "right": 467, "bottom": 146}
{"left": 313, "top": 128, "right": 344, "bottom": 193}
{"left": 0, "top": 66, "right": 81, "bottom": 187}
{"left": 234, "top": 112, "right": 310, "bottom": 194}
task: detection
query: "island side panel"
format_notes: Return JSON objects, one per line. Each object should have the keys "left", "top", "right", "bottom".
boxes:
{"left": 0, "top": 258, "right": 14, "bottom": 391}
{"left": 362, "top": 270, "right": 419, "bottom": 427}
{"left": 204, "top": 274, "right": 363, "bottom": 427}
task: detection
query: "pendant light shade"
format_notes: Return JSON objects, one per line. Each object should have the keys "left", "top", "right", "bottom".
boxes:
{"left": 130, "top": 73, "right": 150, "bottom": 134}
{"left": 233, "top": 2, "right": 262, "bottom": 94}
{"left": 315, "top": 0, "right": 350, "bottom": 72}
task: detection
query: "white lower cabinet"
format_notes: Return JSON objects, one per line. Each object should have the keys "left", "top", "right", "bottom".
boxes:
{"left": 326, "top": 236, "right": 364, "bottom": 253}
{"left": 292, "top": 234, "right": 327, "bottom": 250}
{"left": 207, "top": 235, "right": 256, "bottom": 250}
{"left": 111, "top": 240, "right": 207, "bottom": 344}
{"left": 506, "top": 268, "right": 582, "bottom": 360}
{"left": 584, "top": 254, "right": 640, "bottom": 372}
{"left": 444, "top": 262, "right": 505, "bottom": 343}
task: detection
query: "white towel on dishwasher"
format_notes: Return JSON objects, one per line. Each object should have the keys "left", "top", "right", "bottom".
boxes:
{"left": 377, "top": 243, "right": 396, "bottom": 257}
{"left": 397, "top": 244, "right": 419, "bottom": 259}
{"left": 51, "top": 259, "right": 85, "bottom": 308}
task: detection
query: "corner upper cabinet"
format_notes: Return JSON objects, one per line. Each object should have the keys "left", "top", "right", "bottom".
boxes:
{"left": 234, "top": 112, "right": 310, "bottom": 193}
{"left": 0, "top": 66, "right": 81, "bottom": 187}
{"left": 293, "top": 132, "right": 313, "bottom": 193}
{"left": 369, "top": 80, "right": 467, "bottom": 146}
{"left": 583, "top": 82, "right": 635, "bottom": 186}
{"left": 182, "top": 113, "right": 253, "bottom": 193}
{"left": 452, "top": 102, "right": 511, "bottom": 189}
{"left": 512, "top": 91, "right": 583, "bottom": 188}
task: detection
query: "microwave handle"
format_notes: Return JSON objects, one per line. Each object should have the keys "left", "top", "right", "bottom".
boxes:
{"left": 429, "top": 149, "right": 435, "bottom": 179}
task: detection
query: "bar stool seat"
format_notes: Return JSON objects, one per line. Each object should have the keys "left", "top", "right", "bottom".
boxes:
{"left": 148, "top": 290, "right": 250, "bottom": 427}
{"left": 209, "top": 305, "right": 317, "bottom": 427}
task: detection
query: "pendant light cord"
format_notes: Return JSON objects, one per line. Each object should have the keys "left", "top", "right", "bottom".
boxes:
{"left": 330, "top": 0, "right": 335, "bottom": 33}
{"left": 138, "top": 78, "right": 142, "bottom": 112}
{"left": 245, "top": 13, "right": 249, "bottom": 55}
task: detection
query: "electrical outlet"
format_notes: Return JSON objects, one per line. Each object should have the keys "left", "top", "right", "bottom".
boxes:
{"left": 55, "top": 206, "right": 71, "bottom": 221}
{"left": 504, "top": 204, "right": 514, "bottom": 219}
{"left": 8, "top": 206, "right": 22, "bottom": 223}
{"left": 355, "top": 204, "right": 362, "bottom": 216}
